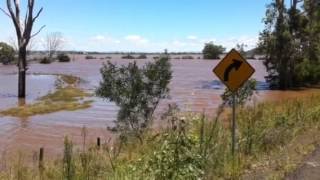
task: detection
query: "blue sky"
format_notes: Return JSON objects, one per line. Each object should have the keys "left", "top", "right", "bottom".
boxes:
{"left": 0, "top": 0, "right": 271, "bottom": 52}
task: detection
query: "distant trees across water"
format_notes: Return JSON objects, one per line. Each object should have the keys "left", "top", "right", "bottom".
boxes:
{"left": 202, "top": 42, "right": 226, "bottom": 60}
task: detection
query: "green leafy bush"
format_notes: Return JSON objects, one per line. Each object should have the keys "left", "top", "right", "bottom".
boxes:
{"left": 221, "top": 79, "right": 257, "bottom": 106}
{"left": 96, "top": 56, "right": 172, "bottom": 141}
{"left": 136, "top": 54, "right": 147, "bottom": 59}
{"left": 121, "top": 54, "right": 135, "bottom": 59}
{"left": 181, "top": 55, "right": 194, "bottom": 59}
{"left": 85, "top": 55, "right": 96, "bottom": 60}
{"left": 202, "top": 42, "right": 225, "bottom": 59}
{"left": 295, "top": 60, "right": 320, "bottom": 85}
{"left": 58, "top": 54, "right": 71, "bottom": 62}
{"left": 0, "top": 42, "right": 15, "bottom": 65}
{"left": 39, "top": 57, "right": 51, "bottom": 64}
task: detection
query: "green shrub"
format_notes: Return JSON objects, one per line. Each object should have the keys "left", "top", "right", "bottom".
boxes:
{"left": 121, "top": 54, "right": 135, "bottom": 59}
{"left": 58, "top": 54, "right": 71, "bottom": 62}
{"left": 141, "top": 122, "right": 204, "bottom": 179}
{"left": 39, "top": 57, "right": 51, "bottom": 64}
{"left": 295, "top": 60, "right": 320, "bottom": 85}
{"left": 127, "top": 105, "right": 230, "bottom": 179}
{"left": 202, "top": 42, "right": 225, "bottom": 59}
{"left": 181, "top": 55, "right": 194, "bottom": 59}
{"left": 96, "top": 56, "right": 172, "bottom": 141}
{"left": 0, "top": 42, "right": 15, "bottom": 65}
{"left": 221, "top": 79, "right": 257, "bottom": 106}
{"left": 136, "top": 54, "right": 147, "bottom": 59}
{"left": 85, "top": 55, "right": 96, "bottom": 60}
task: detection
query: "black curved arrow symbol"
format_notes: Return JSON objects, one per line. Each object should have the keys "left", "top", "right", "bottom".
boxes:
{"left": 224, "top": 59, "right": 243, "bottom": 81}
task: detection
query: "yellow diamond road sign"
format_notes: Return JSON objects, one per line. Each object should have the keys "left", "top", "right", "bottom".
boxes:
{"left": 213, "top": 49, "right": 255, "bottom": 92}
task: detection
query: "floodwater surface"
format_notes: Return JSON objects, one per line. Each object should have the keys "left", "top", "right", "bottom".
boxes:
{"left": 0, "top": 55, "right": 319, "bottom": 158}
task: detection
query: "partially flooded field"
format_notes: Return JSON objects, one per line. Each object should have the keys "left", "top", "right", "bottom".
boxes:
{"left": 0, "top": 55, "right": 319, "bottom": 158}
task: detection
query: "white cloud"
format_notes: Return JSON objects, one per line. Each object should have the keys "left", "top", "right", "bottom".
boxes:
{"left": 124, "top": 35, "right": 149, "bottom": 44}
{"left": 30, "top": 34, "right": 259, "bottom": 52}
{"left": 91, "top": 35, "right": 106, "bottom": 41}
{"left": 89, "top": 35, "right": 120, "bottom": 44}
{"left": 213, "top": 35, "right": 259, "bottom": 51}
{"left": 172, "top": 40, "right": 187, "bottom": 47}
{"left": 186, "top": 35, "right": 198, "bottom": 40}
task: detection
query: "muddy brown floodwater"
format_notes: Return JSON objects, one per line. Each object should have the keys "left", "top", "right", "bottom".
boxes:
{"left": 0, "top": 54, "right": 319, "bottom": 159}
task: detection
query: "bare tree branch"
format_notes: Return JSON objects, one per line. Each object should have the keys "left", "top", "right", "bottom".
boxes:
{"left": 0, "top": 7, "right": 11, "bottom": 17}
{"left": 13, "top": 0, "right": 20, "bottom": 18}
{"left": 44, "top": 32, "right": 64, "bottom": 59}
{"left": 6, "top": 0, "right": 22, "bottom": 40}
{"left": 31, "top": 25, "right": 45, "bottom": 38}
{"left": 32, "top": 7, "right": 42, "bottom": 22}
{"left": 24, "top": 7, "right": 29, "bottom": 29}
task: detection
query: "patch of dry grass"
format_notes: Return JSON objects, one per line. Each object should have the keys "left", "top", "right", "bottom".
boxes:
{"left": 59, "top": 74, "right": 80, "bottom": 85}
{"left": 0, "top": 75, "right": 93, "bottom": 118}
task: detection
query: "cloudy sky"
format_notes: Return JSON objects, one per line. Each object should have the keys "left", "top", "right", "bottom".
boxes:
{"left": 0, "top": 0, "right": 271, "bottom": 52}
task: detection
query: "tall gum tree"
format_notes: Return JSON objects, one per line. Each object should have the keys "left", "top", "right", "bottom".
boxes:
{"left": 1, "top": 0, "right": 45, "bottom": 98}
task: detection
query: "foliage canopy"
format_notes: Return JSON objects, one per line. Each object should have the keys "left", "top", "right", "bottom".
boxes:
{"left": 96, "top": 56, "right": 172, "bottom": 140}
{"left": 259, "top": 0, "right": 320, "bottom": 89}
{"left": 0, "top": 42, "right": 15, "bottom": 65}
{"left": 202, "top": 42, "right": 225, "bottom": 59}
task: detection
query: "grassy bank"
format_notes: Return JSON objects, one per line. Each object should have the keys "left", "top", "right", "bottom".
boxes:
{"left": 1, "top": 94, "right": 320, "bottom": 179}
{"left": 0, "top": 75, "right": 93, "bottom": 118}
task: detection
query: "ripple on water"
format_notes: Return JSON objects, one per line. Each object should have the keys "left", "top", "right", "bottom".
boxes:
{"left": 200, "top": 80, "right": 270, "bottom": 90}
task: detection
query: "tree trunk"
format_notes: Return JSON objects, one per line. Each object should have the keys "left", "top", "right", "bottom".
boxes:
{"left": 18, "top": 47, "right": 27, "bottom": 98}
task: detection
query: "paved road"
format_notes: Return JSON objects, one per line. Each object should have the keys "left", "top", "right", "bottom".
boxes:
{"left": 286, "top": 146, "right": 320, "bottom": 180}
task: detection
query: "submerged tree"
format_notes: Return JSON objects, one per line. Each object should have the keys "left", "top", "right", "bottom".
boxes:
{"left": 96, "top": 56, "right": 172, "bottom": 142}
{"left": 259, "top": 0, "right": 320, "bottom": 89}
{"left": 235, "top": 43, "right": 248, "bottom": 58}
{"left": 1, "top": 0, "right": 45, "bottom": 98}
{"left": 202, "top": 42, "right": 225, "bottom": 59}
{"left": 44, "top": 32, "right": 64, "bottom": 60}
{"left": 259, "top": 0, "right": 293, "bottom": 89}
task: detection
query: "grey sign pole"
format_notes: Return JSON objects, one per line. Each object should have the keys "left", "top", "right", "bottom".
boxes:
{"left": 231, "top": 93, "right": 237, "bottom": 177}
{"left": 232, "top": 93, "right": 236, "bottom": 156}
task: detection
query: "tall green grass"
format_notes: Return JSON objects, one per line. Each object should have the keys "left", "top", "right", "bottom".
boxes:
{"left": 1, "top": 95, "right": 320, "bottom": 179}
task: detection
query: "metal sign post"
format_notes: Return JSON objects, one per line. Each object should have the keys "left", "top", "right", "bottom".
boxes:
{"left": 212, "top": 48, "right": 255, "bottom": 155}
{"left": 232, "top": 93, "right": 236, "bottom": 156}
